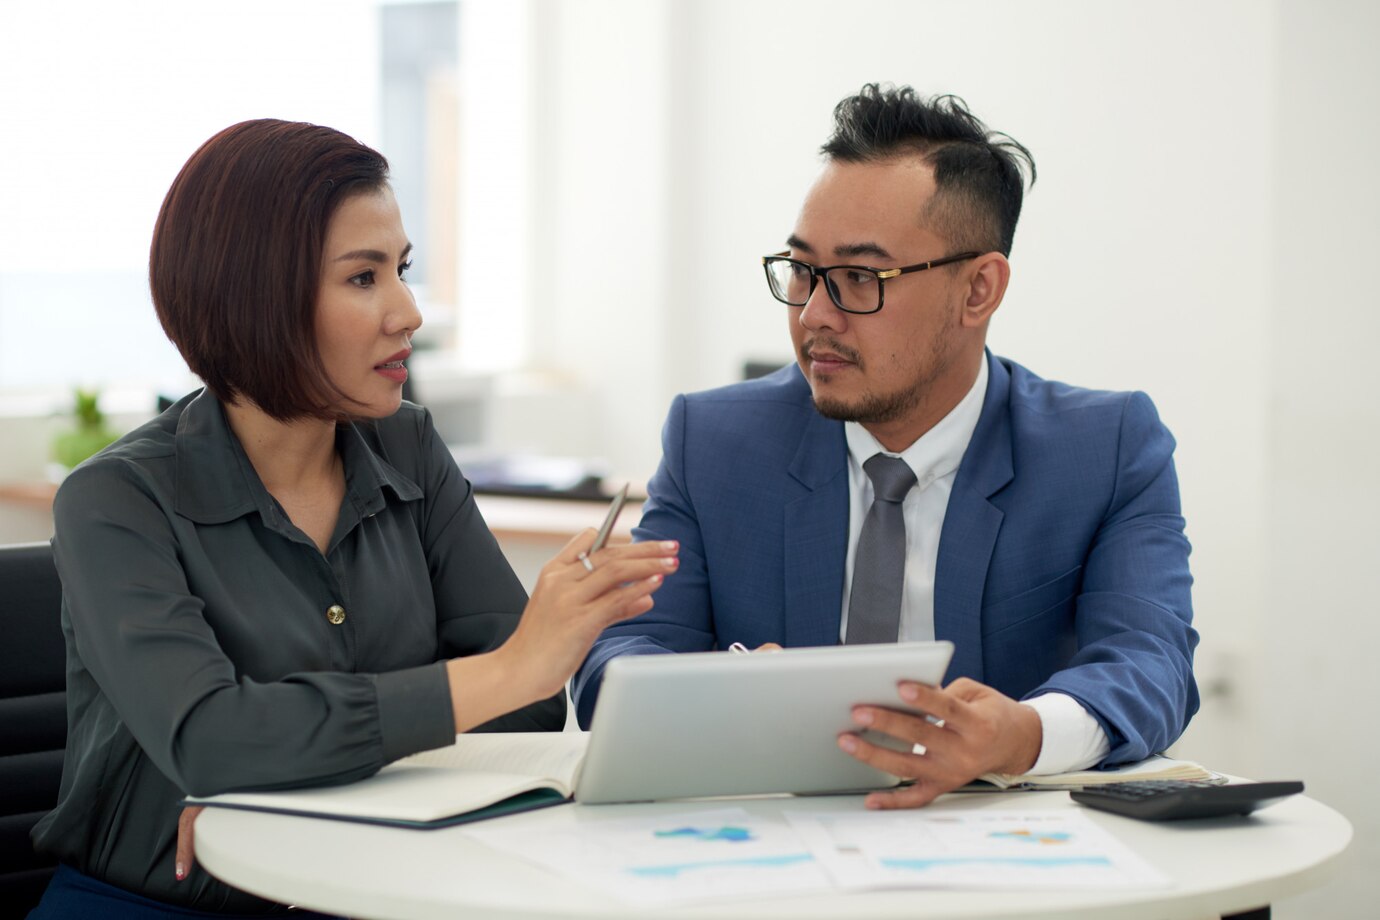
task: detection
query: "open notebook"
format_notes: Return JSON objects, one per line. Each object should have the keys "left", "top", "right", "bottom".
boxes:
{"left": 186, "top": 733, "right": 589, "bottom": 829}
{"left": 971, "top": 754, "right": 1222, "bottom": 791}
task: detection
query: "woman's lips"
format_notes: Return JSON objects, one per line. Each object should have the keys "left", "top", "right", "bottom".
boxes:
{"left": 374, "top": 346, "right": 411, "bottom": 382}
{"left": 374, "top": 360, "right": 408, "bottom": 383}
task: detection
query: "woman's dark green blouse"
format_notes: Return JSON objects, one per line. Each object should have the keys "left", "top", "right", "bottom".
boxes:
{"left": 31, "top": 390, "right": 564, "bottom": 913}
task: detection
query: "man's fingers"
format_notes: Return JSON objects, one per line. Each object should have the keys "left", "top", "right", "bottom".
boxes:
{"left": 898, "top": 680, "right": 964, "bottom": 724}
{"left": 175, "top": 806, "right": 204, "bottom": 881}
{"left": 853, "top": 706, "right": 948, "bottom": 750}
{"left": 837, "top": 730, "right": 941, "bottom": 780}
{"left": 943, "top": 676, "right": 985, "bottom": 699}
{"left": 864, "top": 782, "right": 944, "bottom": 810}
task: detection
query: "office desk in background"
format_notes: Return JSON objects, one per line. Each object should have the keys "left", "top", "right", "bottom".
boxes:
{"left": 195, "top": 787, "right": 1350, "bottom": 920}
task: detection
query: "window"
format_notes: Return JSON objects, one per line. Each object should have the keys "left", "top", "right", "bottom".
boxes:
{"left": 0, "top": 0, "right": 494, "bottom": 399}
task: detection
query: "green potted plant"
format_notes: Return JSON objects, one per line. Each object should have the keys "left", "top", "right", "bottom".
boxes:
{"left": 52, "top": 388, "right": 119, "bottom": 470}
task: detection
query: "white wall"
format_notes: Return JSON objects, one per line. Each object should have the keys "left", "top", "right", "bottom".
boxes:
{"left": 1259, "top": 1, "right": 1380, "bottom": 913}
{"left": 522, "top": 1, "right": 1373, "bottom": 914}
{"left": 0, "top": 0, "right": 380, "bottom": 395}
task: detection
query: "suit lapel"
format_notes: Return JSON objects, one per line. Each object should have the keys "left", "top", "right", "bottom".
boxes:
{"left": 934, "top": 352, "right": 1014, "bottom": 684}
{"left": 783, "top": 399, "right": 849, "bottom": 648}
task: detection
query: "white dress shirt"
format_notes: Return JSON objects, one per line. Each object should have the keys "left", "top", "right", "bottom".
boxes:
{"left": 838, "top": 359, "right": 1109, "bottom": 775}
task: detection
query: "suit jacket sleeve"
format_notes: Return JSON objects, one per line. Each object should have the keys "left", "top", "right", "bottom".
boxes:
{"left": 571, "top": 394, "right": 718, "bottom": 727}
{"left": 1029, "top": 391, "right": 1199, "bottom": 765}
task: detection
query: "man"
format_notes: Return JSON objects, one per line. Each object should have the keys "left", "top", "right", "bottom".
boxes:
{"left": 572, "top": 84, "right": 1198, "bottom": 808}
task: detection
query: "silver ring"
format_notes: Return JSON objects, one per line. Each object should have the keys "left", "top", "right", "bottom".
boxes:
{"left": 577, "top": 551, "right": 595, "bottom": 573}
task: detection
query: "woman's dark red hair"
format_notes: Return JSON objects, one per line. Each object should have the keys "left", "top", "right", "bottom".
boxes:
{"left": 150, "top": 119, "right": 390, "bottom": 420}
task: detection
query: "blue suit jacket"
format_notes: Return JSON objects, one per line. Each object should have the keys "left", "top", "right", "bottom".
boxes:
{"left": 573, "top": 353, "right": 1199, "bottom": 765}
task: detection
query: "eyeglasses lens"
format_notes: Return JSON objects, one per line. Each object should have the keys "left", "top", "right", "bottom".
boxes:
{"left": 823, "top": 268, "right": 880, "bottom": 313}
{"left": 766, "top": 260, "right": 812, "bottom": 306}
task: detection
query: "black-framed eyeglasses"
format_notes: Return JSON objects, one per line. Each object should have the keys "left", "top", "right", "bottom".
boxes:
{"left": 761, "top": 250, "right": 980, "bottom": 315}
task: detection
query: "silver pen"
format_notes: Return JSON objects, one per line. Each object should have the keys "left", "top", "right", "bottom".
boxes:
{"left": 589, "top": 483, "right": 630, "bottom": 555}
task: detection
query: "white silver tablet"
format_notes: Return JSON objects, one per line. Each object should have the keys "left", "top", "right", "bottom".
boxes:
{"left": 574, "top": 641, "right": 954, "bottom": 804}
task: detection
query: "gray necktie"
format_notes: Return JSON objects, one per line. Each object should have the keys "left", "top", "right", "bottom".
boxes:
{"left": 845, "top": 454, "right": 917, "bottom": 645}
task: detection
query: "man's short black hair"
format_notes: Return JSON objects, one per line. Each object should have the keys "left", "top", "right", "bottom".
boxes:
{"left": 822, "top": 83, "right": 1035, "bottom": 257}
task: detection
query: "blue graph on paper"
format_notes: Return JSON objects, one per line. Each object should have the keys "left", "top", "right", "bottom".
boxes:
{"left": 653, "top": 825, "right": 755, "bottom": 844}
{"left": 882, "top": 855, "right": 1113, "bottom": 872}
{"left": 627, "top": 853, "right": 815, "bottom": 878}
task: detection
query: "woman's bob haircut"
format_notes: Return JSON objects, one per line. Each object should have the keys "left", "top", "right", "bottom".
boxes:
{"left": 150, "top": 118, "right": 390, "bottom": 421}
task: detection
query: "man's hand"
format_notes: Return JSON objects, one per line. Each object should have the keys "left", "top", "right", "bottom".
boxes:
{"left": 837, "top": 677, "right": 1043, "bottom": 809}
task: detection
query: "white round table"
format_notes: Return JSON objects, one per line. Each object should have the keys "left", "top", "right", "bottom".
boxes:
{"left": 196, "top": 788, "right": 1351, "bottom": 920}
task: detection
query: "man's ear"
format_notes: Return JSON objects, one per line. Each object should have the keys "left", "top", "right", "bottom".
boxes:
{"left": 960, "top": 252, "right": 1010, "bottom": 328}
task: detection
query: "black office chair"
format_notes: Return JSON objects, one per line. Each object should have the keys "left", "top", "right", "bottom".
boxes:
{"left": 0, "top": 542, "right": 67, "bottom": 917}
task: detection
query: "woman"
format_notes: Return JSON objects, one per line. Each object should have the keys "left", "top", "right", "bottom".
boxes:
{"left": 27, "top": 119, "right": 677, "bottom": 916}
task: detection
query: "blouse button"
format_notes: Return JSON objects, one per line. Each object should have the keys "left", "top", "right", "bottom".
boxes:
{"left": 326, "top": 605, "right": 346, "bottom": 625}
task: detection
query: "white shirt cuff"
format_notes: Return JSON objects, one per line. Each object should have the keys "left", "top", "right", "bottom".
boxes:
{"left": 1023, "top": 692, "right": 1111, "bottom": 775}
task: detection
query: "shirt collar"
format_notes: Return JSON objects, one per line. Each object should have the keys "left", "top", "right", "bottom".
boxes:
{"left": 844, "top": 356, "right": 989, "bottom": 487}
{"left": 336, "top": 419, "right": 425, "bottom": 517}
{"left": 173, "top": 389, "right": 422, "bottom": 525}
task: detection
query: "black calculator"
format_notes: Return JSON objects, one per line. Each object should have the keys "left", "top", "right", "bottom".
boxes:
{"left": 1070, "top": 780, "right": 1304, "bottom": 821}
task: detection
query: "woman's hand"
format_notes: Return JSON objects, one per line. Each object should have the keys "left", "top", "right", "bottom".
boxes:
{"left": 501, "top": 531, "right": 678, "bottom": 699}
{"left": 446, "top": 531, "right": 677, "bottom": 731}
{"left": 175, "top": 805, "right": 204, "bottom": 881}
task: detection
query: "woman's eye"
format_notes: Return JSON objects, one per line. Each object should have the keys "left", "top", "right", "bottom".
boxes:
{"left": 350, "top": 269, "right": 376, "bottom": 288}
{"left": 398, "top": 259, "right": 413, "bottom": 280}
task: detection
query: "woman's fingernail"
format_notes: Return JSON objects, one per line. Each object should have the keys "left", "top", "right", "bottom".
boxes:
{"left": 899, "top": 683, "right": 920, "bottom": 701}
{"left": 176, "top": 863, "right": 186, "bottom": 881}
{"left": 852, "top": 707, "right": 873, "bottom": 726}
{"left": 662, "top": 557, "right": 678, "bottom": 568}
{"left": 648, "top": 574, "right": 663, "bottom": 585}
{"left": 662, "top": 541, "right": 678, "bottom": 551}
{"left": 838, "top": 734, "right": 858, "bottom": 753}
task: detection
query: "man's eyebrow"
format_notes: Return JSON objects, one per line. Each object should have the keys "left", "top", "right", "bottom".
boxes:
{"left": 785, "top": 236, "right": 892, "bottom": 261}
{"left": 834, "top": 241, "right": 891, "bottom": 260}
{"left": 333, "top": 242, "right": 414, "bottom": 263}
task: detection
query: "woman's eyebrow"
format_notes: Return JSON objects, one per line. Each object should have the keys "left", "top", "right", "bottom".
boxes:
{"left": 333, "top": 242, "right": 414, "bottom": 263}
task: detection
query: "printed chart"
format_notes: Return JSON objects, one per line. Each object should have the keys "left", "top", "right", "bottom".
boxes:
{"left": 786, "top": 810, "right": 1168, "bottom": 890}
{"left": 464, "top": 807, "right": 831, "bottom": 905}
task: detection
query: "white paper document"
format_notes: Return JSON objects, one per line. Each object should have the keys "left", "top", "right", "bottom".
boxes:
{"left": 786, "top": 809, "right": 1169, "bottom": 890}
{"left": 463, "top": 807, "right": 832, "bottom": 905}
